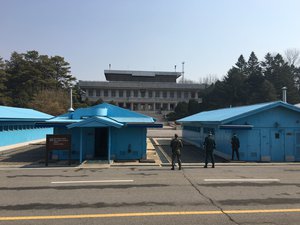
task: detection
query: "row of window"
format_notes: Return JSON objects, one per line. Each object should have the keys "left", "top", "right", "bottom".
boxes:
{"left": 117, "top": 102, "right": 175, "bottom": 111}
{"left": 0, "top": 125, "right": 47, "bottom": 132}
{"left": 86, "top": 89, "right": 201, "bottom": 99}
{"left": 183, "top": 126, "right": 215, "bottom": 134}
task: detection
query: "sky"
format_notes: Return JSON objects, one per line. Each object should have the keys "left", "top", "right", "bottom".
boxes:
{"left": 1, "top": 0, "right": 300, "bottom": 82}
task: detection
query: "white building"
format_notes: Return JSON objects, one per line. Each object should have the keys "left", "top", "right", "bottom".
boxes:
{"left": 79, "top": 69, "right": 204, "bottom": 116}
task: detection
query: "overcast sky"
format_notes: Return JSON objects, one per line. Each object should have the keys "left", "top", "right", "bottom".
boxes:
{"left": 1, "top": 0, "right": 299, "bottom": 82}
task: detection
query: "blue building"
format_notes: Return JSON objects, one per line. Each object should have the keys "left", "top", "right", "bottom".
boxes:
{"left": 0, "top": 106, "right": 53, "bottom": 150}
{"left": 42, "top": 103, "right": 160, "bottom": 163}
{"left": 178, "top": 101, "right": 300, "bottom": 162}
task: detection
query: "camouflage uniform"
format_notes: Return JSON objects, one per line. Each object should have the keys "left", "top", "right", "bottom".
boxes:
{"left": 231, "top": 135, "right": 240, "bottom": 160}
{"left": 203, "top": 133, "right": 216, "bottom": 168}
{"left": 170, "top": 135, "right": 183, "bottom": 170}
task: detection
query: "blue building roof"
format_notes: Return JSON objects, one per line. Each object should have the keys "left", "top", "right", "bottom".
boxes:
{"left": 177, "top": 101, "right": 300, "bottom": 124}
{"left": 67, "top": 116, "right": 123, "bottom": 129}
{"left": 0, "top": 106, "right": 53, "bottom": 121}
{"left": 44, "top": 103, "right": 156, "bottom": 128}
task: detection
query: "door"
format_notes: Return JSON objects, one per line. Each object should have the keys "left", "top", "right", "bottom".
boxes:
{"left": 246, "top": 130, "right": 260, "bottom": 161}
{"left": 270, "top": 129, "right": 285, "bottom": 161}
{"left": 94, "top": 128, "right": 108, "bottom": 159}
{"left": 295, "top": 131, "right": 300, "bottom": 161}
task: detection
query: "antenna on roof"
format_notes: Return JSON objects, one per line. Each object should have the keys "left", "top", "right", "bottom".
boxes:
{"left": 174, "top": 65, "right": 177, "bottom": 72}
{"left": 109, "top": 64, "right": 111, "bottom": 70}
{"left": 182, "top": 61, "right": 185, "bottom": 83}
{"left": 68, "top": 87, "right": 74, "bottom": 112}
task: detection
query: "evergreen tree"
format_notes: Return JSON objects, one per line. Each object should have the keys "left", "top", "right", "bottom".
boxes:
{"left": 5, "top": 50, "right": 76, "bottom": 107}
{"left": 0, "top": 57, "right": 11, "bottom": 105}
{"left": 263, "top": 53, "right": 300, "bottom": 103}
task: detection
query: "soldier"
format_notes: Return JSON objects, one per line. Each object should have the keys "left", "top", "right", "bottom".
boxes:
{"left": 170, "top": 134, "right": 183, "bottom": 170}
{"left": 231, "top": 133, "right": 240, "bottom": 160}
{"left": 203, "top": 132, "right": 216, "bottom": 168}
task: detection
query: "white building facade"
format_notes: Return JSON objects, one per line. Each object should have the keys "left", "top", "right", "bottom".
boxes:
{"left": 79, "top": 70, "right": 204, "bottom": 115}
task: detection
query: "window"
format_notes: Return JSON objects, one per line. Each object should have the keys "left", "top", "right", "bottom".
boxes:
{"left": 148, "top": 91, "right": 153, "bottom": 98}
{"left": 96, "top": 89, "right": 101, "bottom": 97}
{"left": 119, "top": 90, "right": 123, "bottom": 97}
{"left": 170, "top": 91, "right": 174, "bottom": 98}
{"left": 141, "top": 90, "right": 145, "bottom": 98}
{"left": 163, "top": 91, "right": 167, "bottom": 98}
{"left": 88, "top": 89, "right": 94, "bottom": 96}
{"left": 162, "top": 103, "right": 168, "bottom": 110}
{"left": 155, "top": 91, "right": 160, "bottom": 98}
{"left": 104, "top": 90, "right": 108, "bottom": 97}
{"left": 184, "top": 91, "right": 189, "bottom": 98}
{"left": 177, "top": 91, "right": 181, "bottom": 98}
{"left": 126, "top": 90, "right": 131, "bottom": 97}
{"left": 111, "top": 90, "right": 116, "bottom": 97}
{"left": 155, "top": 103, "right": 161, "bottom": 110}
{"left": 191, "top": 92, "right": 195, "bottom": 98}
{"left": 134, "top": 90, "right": 138, "bottom": 97}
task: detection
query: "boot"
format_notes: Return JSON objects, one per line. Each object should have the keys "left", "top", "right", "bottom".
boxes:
{"left": 212, "top": 164, "right": 215, "bottom": 168}
{"left": 203, "top": 165, "right": 207, "bottom": 168}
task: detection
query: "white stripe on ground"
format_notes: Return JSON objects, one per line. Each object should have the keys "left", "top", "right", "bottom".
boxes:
{"left": 204, "top": 179, "right": 280, "bottom": 182}
{"left": 51, "top": 180, "right": 134, "bottom": 184}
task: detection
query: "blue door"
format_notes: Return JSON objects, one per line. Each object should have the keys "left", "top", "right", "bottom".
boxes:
{"left": 295, "top": 131, "right": 300, "bottom": 161}
{"left": 247, "top": 130, "right": 260, "bottom": 161}
{"left": 270, "top": 129, "right": 285, "bottom": 161}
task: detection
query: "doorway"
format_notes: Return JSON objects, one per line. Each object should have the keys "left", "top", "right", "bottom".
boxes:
{"left": 271, "top": 129, "right": 285, "bottom": 161}
{"left": 94, "top": 127, "right": 108, "bottom": 159}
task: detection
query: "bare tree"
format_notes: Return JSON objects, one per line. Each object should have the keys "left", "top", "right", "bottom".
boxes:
{"left": 285, "top": 48, "right": 300, "bottom": 66}
{"left": 199, "top": 74, "right": 219, "bottom": 85}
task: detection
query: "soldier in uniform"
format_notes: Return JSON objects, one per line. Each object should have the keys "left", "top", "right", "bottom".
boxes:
{"left": 231, "top": 133, "right": 240, "bottom": 160}
{"left": 170, "top": 134, "right": 183, "bottom": 170}
{"left": 203, "top": 132, "right": 216, "bottom": 168}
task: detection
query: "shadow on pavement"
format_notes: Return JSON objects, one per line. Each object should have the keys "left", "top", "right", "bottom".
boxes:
{"left": 0, "top": 143, "right": 77, "bottom": 167}
{"left": 155, "top": 139, "right": 228, "bottom": 163}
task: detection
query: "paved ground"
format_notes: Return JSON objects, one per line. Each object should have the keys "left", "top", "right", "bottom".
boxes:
{"left": 1, "top": 165, "right": 300, "bottom": 225}
{"left": 1, "top": 129, "right": 300, "bottom": 224}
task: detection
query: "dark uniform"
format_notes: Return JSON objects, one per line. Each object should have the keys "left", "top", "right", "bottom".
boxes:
{"left": 203, "top": 133, "right": 216, "bottom": 168}
{"left": 170, "top": 134, "right": 183, "bottom": 170}
{"left": 231, "top": 134, "right": 240, "bottom": 160}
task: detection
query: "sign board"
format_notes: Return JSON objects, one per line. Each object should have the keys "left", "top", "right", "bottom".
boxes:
{"left": 47, "top": 135, "right": 71, "bottom": 150}
{"left": 46, "top": 134, "right": 72, "bottom": 166}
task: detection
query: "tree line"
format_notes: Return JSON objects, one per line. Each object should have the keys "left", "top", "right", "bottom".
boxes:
{"left": 0, "top": 50, "right": 89, "bottom": 115}
{"left": 168, "top": 50, "right": 300, "bottom": 120}
{"left": 1, "top": 50, "right": 300, "bottom": 118}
